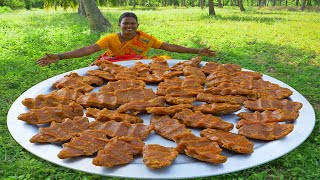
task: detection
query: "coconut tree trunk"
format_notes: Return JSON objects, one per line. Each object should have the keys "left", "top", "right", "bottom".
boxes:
{"left": 301, "top": 0, "right": 306, "bottom": 10}
{"left": 78, "top": 0, "right": 86, "bottom": 17}
{"left": 208, "top": 0, "right": 216, "bottom": 16}
{"left": 81, "top": 0, "right": 112, "bottom": 32}
{"left": 239, "top": 0, "right": 245, "bottom": 11}
{"left": 218, "top": 0, "right": 223, "bottom": 8}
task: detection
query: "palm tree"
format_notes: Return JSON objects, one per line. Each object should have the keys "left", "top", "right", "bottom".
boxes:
{"left": 45, "top": 0, "right": 112, "bottom": 32}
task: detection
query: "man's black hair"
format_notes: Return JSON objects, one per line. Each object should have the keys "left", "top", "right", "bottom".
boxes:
{"left": 118, "top": 12, "right": 138, "bottom": 24}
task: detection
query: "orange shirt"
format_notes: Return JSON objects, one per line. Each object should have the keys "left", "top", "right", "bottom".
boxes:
{"left": 96, "top": 30, "right": 163, "bottom": 57}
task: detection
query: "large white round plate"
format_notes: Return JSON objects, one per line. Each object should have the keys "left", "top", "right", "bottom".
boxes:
{"left": 7, "top": 60, "right": 316, "bottom": 179}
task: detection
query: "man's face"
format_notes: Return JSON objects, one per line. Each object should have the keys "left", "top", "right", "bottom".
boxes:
{"left": 119, "top": 17, "right": 139, "bottom": 35}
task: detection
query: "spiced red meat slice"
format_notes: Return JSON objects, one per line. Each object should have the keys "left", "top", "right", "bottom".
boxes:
{"left": 18, "top": 102, "right": 84, "bottom": 125}
{"left": 76, "top": 92, "right": 117, "bottom": 109}
{"left": 183, "top": 66, "right": 206, "bottom": 85}
{"left": 86, "top": 108, "right": 143, "bottom": 123}
{"left": 86, "top": 69, "right": 116, "bottom": 81}
{"left": 117, "top": 96, "right": 166, "bottom": 114}
{"left": 170, "top": 56, "right": 202, "bottom": 71}
{"left": 58, "top": 130, "right": 109, "bottom": 159}
{"left": 236, "top": 119, "right": 294, "bottom": 140}
{"left": 53, "top": 72, "right": 103, "bottom": 93}
{"left": 22, "top": 93, "right": 73, "bottom": 109}
{"left": 92, "top": 136, "right": 144, "bottom": 167}
{"left": 143, "top": 144, "right": 179, "bottom": 169}
{"left": 95, "top": 60, "right": 128, "bottom": 74}
{"left": 99, "top": 79, "right": 146, "bottom": 93}
{"left": 196, "top": 92, "right": 247, "bottom": 105}
{"left": 192, "top": 103, "right": 242, "bottom": 115}
{"left": 30, "top": 116, "right": 89, "bottom": 143}
{"left": 173, "top": 109, "right": 234, "bottom": 131}
{"left": 115, "top": 87, "right": 157, "bottom": 105}
{"left": 243, "top": 98, "right": 303, "bottom": 111}
{"left": 51, "top": 87, "right": 83, "bottom": 101}
{"left": 150, "top": 115, "right": 192, "bottom": 141}
{"left": 201, "top": 62, "right": 241, "bottom": 75}
{"left": 146, "top": 104, "right": 193, "bottom": 116}
{"left": 173, "top": 133, "right": 227, "bottom": 164}
{"left": 200, "top": 128, "right": 254, "bottom": 154}
{"left": 237, "top": 109, "right": 299, "bottom": 123}
{"left": 89, "top": 120, "right": 153, "bottom": 140}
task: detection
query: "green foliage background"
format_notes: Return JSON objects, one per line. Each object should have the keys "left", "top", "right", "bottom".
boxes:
{"left": 0, "top": 7, "right": 319, "bottom": 179}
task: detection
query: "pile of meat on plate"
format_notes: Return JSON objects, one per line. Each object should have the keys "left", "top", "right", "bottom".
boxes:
{"left": 18, "top": 56, "right": 302, "bottom": 169}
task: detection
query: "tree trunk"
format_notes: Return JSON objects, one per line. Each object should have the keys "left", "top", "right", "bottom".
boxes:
{"left": 78, "top": 0, "right": 86, "bottom": 17}
{"left": 208, "top": 0, "right": 216, "bottom": 16}
{"left": 218, "top": 0, "right": 223, "bottom": 8}
{"left": 199, "top": 0, "right": 204, "bottom": 9}
{"left": 238, "top": 0, "right": 245, "bottom": 11}
{"left": 81, "top": 0, "right": 112, "bottom": 32}
{"left": 301, "top": 0, "right": 306, "bottom": 10}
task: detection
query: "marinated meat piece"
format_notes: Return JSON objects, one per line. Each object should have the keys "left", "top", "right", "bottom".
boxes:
{"left": 99, "top": 80, "right": 146, "bottom": 93}
{"left": 129, "top": 61, "right": 150, "bottom": 75}
{"left": 18, "top": 102, "right": 84, "bottom": 125}
{"left": 143, "top": 144, "right": 179, "bottom": 169}
{"left": 51, "top": 88, "right": 83, "bottom": 101}
{"left": 156, "top": 86, "right": 203, "bottom": 96}
{"left": 137, "top": 74, "right": 164, "bottom": 83}
{"left": 170, "top": 56, "right": 202, "bottom": 71}
{"left": 22, "top": 93, "right": 73, "bottom": 109}
{"left": 76, "top": 92, "right": 117, "bottom": 109}
{"left": 205, "top": 86, "right": 253, "bottom": 96}
{"left": 205, "top": 72, "right": 232, "bottom": 88}
{"left": 223, "top": 64, "right": 242, "bottom": 73}
{"left": 58, "top": 130, "right": 109, "bottom": 159}
{"left": 232, "top": 71, "right": 263, "bottom": 82}
{"left": 173, "top": 109, "right": 234, "bottom": 131}
{"left": 146, "top": 104, "right": 193, "bottom": 116}
{"left": 149, "top": 57, "right": 170, "bottom": 80}
{"left": 158, "top": 77, "right": 183, "bottom": 87}
{"left": 53, "top": 78, "right": 94, "bottom": 93}
{"left": 237, "top": 109, "right": 299, "bottom": 123}
{"left": 196, "top": 93, "right": 247, "bottom": 105}
{"left": 81, "top": 75, "right": 104, "bottom": 86}
{"left": 183, "top": 66, "right": 206, "bottom": 85}
{"left": 115, "top": 87, "right": 157, "bottom": 105}
{"left": 30, "top": 116, "right": 89, "bottom": 143}
{"left": 249, "top": 88, "right": 293, "bottom": 100}
{"left": 53, "top": 73, "right": 103, "bottom": 93}
{"left": 239, "top": 79, "right": 280, "bottom": 90}
{"left": 115, "top": 69, "right": 138, "bottom": 80}
{"left": 201, "top": 62, "right": 241, "bottom": 75}
{"left": 86, "top": 108, "right": 143, "bottom": 123}
{"left": 117, "top": 97, "right": 166, "bottom": 114}
{"left": 200, "top": 128, "right": 254, "bottom": 154}
{"left": 164, "top": 95, "right": 196, "bottom": 105}
{"left": 95, "top": 60, "right": 128, "bottom": 74}
{"left": 193, "top": 103, "right": 242, "bottom": 115}
{"left": 173, "top": 133, "right": 227, "bottom": 164}
{"left": 162, "top": 70, "right": 184, "bottom": 79}
{"left": 236, "top": 120, "right": 294, "bottom": 140}
{"left": 150, "top": 115, "right": 192, "bottom": 141}
{"left": 92, "top": 136, "right": 144, "bottom": 167}
{"left": 86, "top": 69, "right": 116, "bottom": 81}
{"left": 89, "top": 120, "right": 153, "bottom": 140}
{"left": 243, "top": 98, "right": 303, "bottom": 111}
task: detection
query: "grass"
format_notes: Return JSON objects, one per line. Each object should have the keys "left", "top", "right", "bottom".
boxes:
{"left": 1, "top": 6, "right": 319, "bottom": 179}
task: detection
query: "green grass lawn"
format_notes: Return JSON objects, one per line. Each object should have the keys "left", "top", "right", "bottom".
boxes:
{"left": 1, "top": 6, "right": 319, "bottom": 179}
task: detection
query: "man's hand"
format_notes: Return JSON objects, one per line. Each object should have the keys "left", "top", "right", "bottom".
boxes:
{"left": 198, "top": 47, "right": 216, "bottom": 57}
{"left": 37, "top": 53, "right": 60, "bottom": 66}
